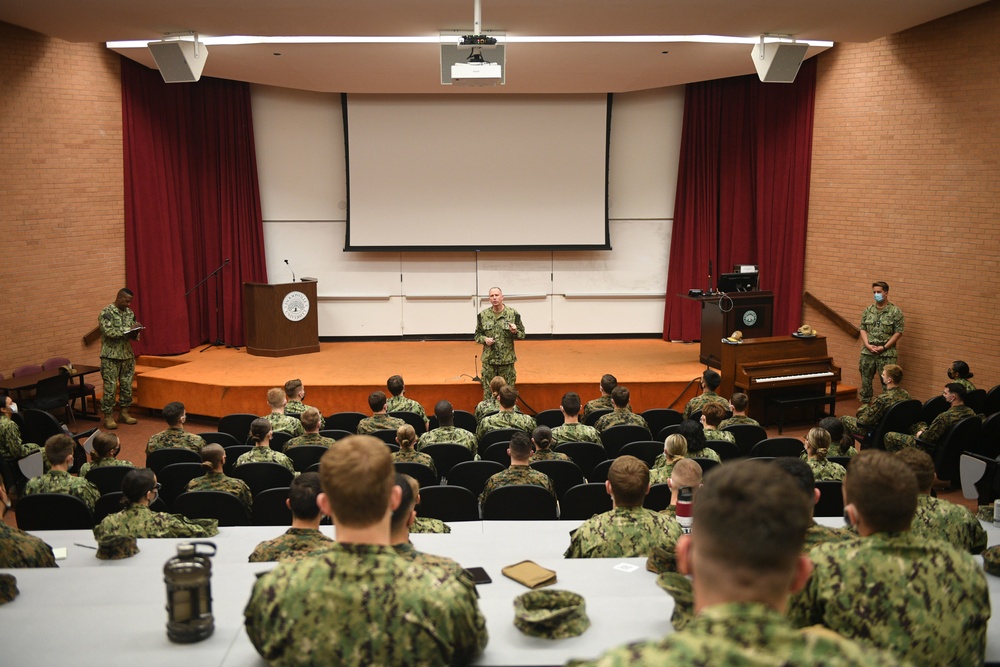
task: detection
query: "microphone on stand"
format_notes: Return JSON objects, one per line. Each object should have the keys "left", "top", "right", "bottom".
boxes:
{"left": 284, "top": 259, "right": 297, "bottom": 282}
{"left": 707, "top": 260, "right": 713, "bottom": 295}
{"left": 472, "top": 356, "right": 480, "bottom": 382}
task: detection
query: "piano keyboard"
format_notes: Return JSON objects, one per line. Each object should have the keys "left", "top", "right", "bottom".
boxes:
{"left": 753, "top": 371, "right": 834, "bottom": 384}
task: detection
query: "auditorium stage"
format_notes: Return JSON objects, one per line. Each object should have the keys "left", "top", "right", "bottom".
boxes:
{"left": 133, "top": 339, "right": 706, "bottom": 419}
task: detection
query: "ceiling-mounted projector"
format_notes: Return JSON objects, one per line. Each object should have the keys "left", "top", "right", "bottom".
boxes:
{"left": 451, "top": 60, "right": 502, "bottom": 82}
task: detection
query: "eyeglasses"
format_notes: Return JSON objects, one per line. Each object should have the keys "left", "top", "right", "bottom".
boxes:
{"left": 153, "top": 483, "right": 162, "bottom": 492}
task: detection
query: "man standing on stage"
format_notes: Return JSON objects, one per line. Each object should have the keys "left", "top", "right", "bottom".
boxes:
{"left": 474, "top": 287, "right": 525, "bottom": 399}
{"left": 99, "top": 288, "right": 142, "bottom": 429}
{"left": 858, "top": 281, "right": 904, "bottom": 404}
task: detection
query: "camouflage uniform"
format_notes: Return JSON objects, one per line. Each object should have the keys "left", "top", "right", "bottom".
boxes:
{"left": 910, "top": 493, "right": 987, "bottom": 554}
{"left": 412, "top": 516, "right": 451, "bottom": 534}
{"left": 685, "top": 446, "right": 720, "bottom": 463}
{"left": 24, "top": 470, "right": 100, "bottom": 512}
{"left": 804, "top": 521, "right": 856, "bottom": 551}
{"left": 703, "top": 428, "right": 736, "bottom": 444}
{"left": 954, "top": 377, "right": 976, "bottom": 393}
{"left": 530, "top": 449, "right": 571, "bottom": 462}
{"left": 93, "top": 504, "right": 219, "bottom": 540}
{"left": 649, "top": 464, "right": 676, "bottom": 485}
{"left": 417, "top": 426, "right": 477, "bottom": 454}
{"left": 285, "top": 432, "right": 336, "bottom": 450}
{"left": 235, "top": 446, "right": 296, "bottom": 473}
{"left": 476, "top": 410, "right": 537, "bottom": 440}
{"left": 858, "top": 302, "right": 904, "bottom": 403}
{"left": 806, "top": 458, "right": 846, "bottom": 482}
{"left": 145, "top": 427, "right": 206, "bottom": 454}
{"left": 718, "top": 415, "right": 759, "bottom": 429}
{"left": 79, "top": 456, "right": 134, "bottom": 478}
{"left": 186, "top": 470, "right": 253, "bottom": 511}
{"left": 582, "top": 395, "right": 614, "bottom": 423}
{"left": 386, "top": 395, "right": 429, "bottom": 427}
{"left": 98, "top": 301, "right": 138, "bottom": 414}
{"left": 566, "top": 602, "right": 904, "bottom": 667}
{"left": 682, "top": 391, "right": 729, "bottom": 420}
{"left": 392, "top": 449, "right": 437, "bottom": 477}
{"left": 393, "top": 541, "right": 467, "bottom": 575}
{"left": 356, "top": 413, "right": 405, "bottom": 435}
{"left": 474, "top": 304, "right": 525, "bottom": 398}
{"left": 479, "top": 464, "right": 556, "bottom": 505}
{"left": 0, "top": 523, "right": 57, "bottom": 568}
{"left": 883, "top": 404, "right": 977, "bottom": 453}
{"left": 551, "top": 422, "right": 603, "bottom": 447}
{"left": 594, "top": 409, "right": 649, "bottom": 434}
{"left": 264, "top": 412, "right": 305, "bottom": 437}
{"left": 565, "top": 506, "right": 683, "bottom": 559}
{"left": 244, "top": 542, "right": 488, "bottom": 666}
{"left": 0, "top": 415, "right": 41, "bottom": 459}
{"left": 474, "top": 397, "right": 501, "bottom": 423}
{"left": 248, "top": 527, "right": 333, "bottom": 562}
{"left": 284, "top": 400, "right": 325, "bottom": 428}
{"left": 788, "top": 531, "right": 989, "bottom": 666}
{"left": 842, "top": 386, "right": 912, "bottom": 438}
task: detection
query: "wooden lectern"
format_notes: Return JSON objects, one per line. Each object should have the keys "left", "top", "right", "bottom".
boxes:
{"left": 243, "top": 280, "right": 321, "bottom": 357}
{"left": 684, "top": 291, "right": 774, "bottom": 368}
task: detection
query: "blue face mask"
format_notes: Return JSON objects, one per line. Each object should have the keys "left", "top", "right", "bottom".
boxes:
{"left": 874, "top": 292, "right": 885, "bottom": 303}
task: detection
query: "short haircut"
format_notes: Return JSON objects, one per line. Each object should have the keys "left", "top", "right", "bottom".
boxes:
{"left": 608, "top": 455, "right": 649, "bottom": 506}
{"left": 844, "top": 451, "right": 918, "bottom": 533}
{"left": 200, "top": 443, "right": 225, "bottom": 468}
{"left": 44, "top": 434, "right": 74, "bottom": 465}
{"left": 771, "top": 457, "right": 816, "bottom": 497}
{"left": 532, "top": 425, "right": 553, "bottom": 451}
{"left": 118, "top": 288, "right": 134, "bottom": 298}
{"left": 396, "top": 423, "right": 417, "bottom": 449}
{"left": 882, "top": 364, "right": 903, "bottom": 384}
{"left": 946, "top": 382, "right": 968, "bottom": 401}
{"left": 805, "top": 427, "right": 831, "bottom": 459}
{"left": 390, "top": 473, "right": 417, "bottom": 532}
{"left": 872, "top": 281, "right": 889, "bottom": 292}
{"left": 284, "top": 379, "right": 303, "bottom": 398}
{"left": 91, "top": 432, "right": 120, "bottom": 460}
{"left": 162, "top": 401, "right": 185, "bottom": 426}
{"left": 895, "top": 448, "right": 936, "bottom": 492}
{"left": 121, "top": 468, "right": 156, "bottom": 505}
{"left": 489, "top": 376, "right": 507, "bottom": 395}
{"left": 267, "top": 387, "right": 285, "bottom": 408}
{"left": 951, "top": 361, "right": 972, "bottom": 379}
{"left": 561, "top": 392, "right": 582, "bottom": 416}
{"left": 320, "top": 436, "right": 395, "bottom": 528}
{"left": 288, "top": 472, "right": 323, "bottom": 519}
{"left": 671, "top": 458, "right": 703, "bottom": 489}
{"left": 434, "top": 400, "right": 454, "bottom": 425}
{"left": 498, "top": 385, "right": 518, "bottom": 409}
{"left": 386, "top": 375, "right": 405, "bottom": 396}
{"left": 300, "top": 407, "right": 322, "bottom": 431}
{"left": 610, "top": 385, "right": 630, "bottom": 408}
{"left": 702, "top": 370, "right": 721, "bottom": 391}
{"left": 509, "top": 431, "right": 533, "bottom": 459}
{"left": 368, "top": 390, "right": 387, "bottom": 412}
{"left": 730, "top": 393, "right": 749, "bottom": 412}
{"left": 701, "top": 402, "right": 726, "bottom": 426}
{"left": 664, "top": 434, "right": 688, "bottom": 461}
{"left": 818, "top": 416, "right": 850, "bottom": 451}
{"left": 693, "top": 460, "right": 811, "bottom": 574}
{"left": 600, "top": 374, "right": 618, "bottom": 394}
{"left": 677, "top": 420, "right": 707, "bottom": 453}
{"left": 249, "top": 418, "right": 272, "bottom": 444}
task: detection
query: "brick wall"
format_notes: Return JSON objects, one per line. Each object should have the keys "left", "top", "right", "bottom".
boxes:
{"left": 0, "top": 22, "right": 123, "bottom": 375}
{"left": 805, "top": 0, "right": 1000, "bottom": 401}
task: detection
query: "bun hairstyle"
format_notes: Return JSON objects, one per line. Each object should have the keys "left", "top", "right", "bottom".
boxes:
{"left": 200, "top": 443, "right": 225, "bottom": 470}
{"left": 532, "top": 425, "right": 553, "bottom": 451}
{"left": 805, "top": 427, "right": 831, "bottom": 460}
{"left": 249, "top": 418, "right": 272, "bottom": 444}
{"left": 91, "top": 432, "right": 120, "bottom": 461}
{"left": 121, "top": 468, "right": 156, "bottom": 507}
{"left": 664, "top": 434, "right": 688, "bottom": 463}
{"left": 396, "top": 424, "right": 417, "bottom": 449}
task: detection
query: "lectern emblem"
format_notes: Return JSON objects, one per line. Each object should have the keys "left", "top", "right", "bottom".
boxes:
{"left": 281, "top": 291, "right": 310, "bottom": 322}
{"left": 742, "top": 310, "right": 758, "bottom": 327}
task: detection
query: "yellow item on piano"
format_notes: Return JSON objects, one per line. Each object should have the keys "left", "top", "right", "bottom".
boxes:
{"left": 796, "top": 325, "right": 817, "bottom": 337}
{"left": 725, "top": 331, "right": 743, "bottom": 343}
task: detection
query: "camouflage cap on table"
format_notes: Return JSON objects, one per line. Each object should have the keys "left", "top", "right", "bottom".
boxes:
{"left": 0, "top": 573, "right": 18, "bottom": 604}
{"left": 982, "top": 545, "right": 1000, "bottom": 576}
{"left": 513, "top": 589, "right": 590, "bottom": 639}
{"left": 96, "top": 535, "right": 139, "bottom": 560}
{"left": 657, "top": 571, "right": 694, "bottom": 630}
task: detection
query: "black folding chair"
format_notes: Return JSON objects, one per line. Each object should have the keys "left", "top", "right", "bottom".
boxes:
{"left": 173, "top": 490, "right": 250, "bottom": 526}
{"left": 482, "top": 484, "right": 558, "bottom": 520}
{"left": 16, "top": 493, "right": 94, "bottom": 530}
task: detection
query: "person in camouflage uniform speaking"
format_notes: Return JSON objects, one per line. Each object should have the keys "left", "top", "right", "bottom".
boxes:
{"left": 858, "top": 281, "right": 904, "bottom": 404}
{"left": 474, "top": 287, "right": 525, "bottom": 399}
{"left": 98, "top": 288, "right": 143, "bottom": 429}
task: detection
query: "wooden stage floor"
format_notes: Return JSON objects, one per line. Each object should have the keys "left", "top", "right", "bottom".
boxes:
{"left": 134, "top": 339, "right": 706, "bottom": 419}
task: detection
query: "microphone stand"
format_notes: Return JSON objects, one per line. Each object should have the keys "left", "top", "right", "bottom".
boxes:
{"left": 185, "top": 259, "right": 239, "bottom": 352}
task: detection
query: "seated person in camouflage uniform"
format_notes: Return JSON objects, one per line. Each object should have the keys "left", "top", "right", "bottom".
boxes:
{"left": 474, "top": 376, "right": 505, "bottom": 424}
{"left": 392, "top": 474, "right": 460, "bottom": 552}
{"left": 676, "top": 420, "right": 720, "bottom": 463}
{"left": 582, "top": 373, "right": 631, "bottom": 423}
{"left": 718, "top": 393, "right": 759, "bottom": 429}
{"left": 186, "top": 443, "right": 253, "bottom": 512}
{"left": 479, "top": 431, "right": 556, "bottom": 506}
{"left": 385, "top": 375, "right": 428, "bottom": 431}
{"left": 841, "top": 364, "right": 910, "bottom": 440}
{"left": 551, "top": 392, "right": 603, "bottom": 447}
{"left": 24, "top": 435, "right": 100, "bottom": 512}
{"left": 895, "top": 448, "right": 986, "bottom": 554}
{"left": 0, "top": 521, "right": 57, "bottom": 568}
{"left": 787, "top": 451, "right": 990, "bottom": 666}
{"left": 682, "top": 369, "right": 729, "bottom": 420}
{"left": 145, "top": 401, "right": 206, "bottom": 454}
{"left": 249, "top": 472, "right": 333, "bottom": 562}
{"left": 235, "top": 418, "right": 296, "bottom": 473}
{"left": 244, "top": 436, "right": 488, "bottom": 665}
{"left": 0, "top": 393, "right": 41, "bottom": 460}
{"left": 947, "top": 360, "right": 976, "bottom": 392}
{"left": 283, "top": 379, "right": 325, "bottom": 429}
{"left": 816, "top": 416, "right": 857, "bottom": 458}
{"left": 79, "top": 432, "right": 134, "bottom": 478}
{"left": 802, "top": 428, "right": 846, "bottom": 482}
{"left": 772, "top": 457, "right": 854, "bottom": 551}
{"left": 595, "top": 386, "right": 649, "bottom": 434}
{"left": 405, "top": 474, "right": 451, "bottom": 534}
{"left": 417, "top": 400, "right": 477, "bottom": 454}
{"left": 529, "top": 426, "right": 570, "bottom": 462}
{"left": 263, "top": 387, "right": 305, "bottom": 438}
{"left": 476, "top": 386, "right": 537, "bottom": 440}
{"left": 699, "top": 403, "right": 735, "bottom": 444}
{"left": 651, "top": 434, "right": 687, "bottom": 484}
{"left": 357, "top": 390, "right": 406, "bottom": 435}
{"left": 657, "top": 457, "right": 703, "bottom": 521}
{"left": 571, "top": 460, "right": 897, "bottom": 667}
{"left": 392, "top": 424, "right": 437, "bottom": 477}
{"left": 565, "top": 455, "right": 682, "bottom": 558}
{"left": 284, "top": 407, "right": 336, "bottom": 450}
{"left": 93, "top": 468, "right": 219, "bottom": 540}
{"left": 883, "top": 382, "right": 978, "bottom": 453}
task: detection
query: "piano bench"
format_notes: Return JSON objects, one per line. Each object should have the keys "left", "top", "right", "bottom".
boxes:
{"left": 767, "top": 392, "right": 837, "bottom": 434}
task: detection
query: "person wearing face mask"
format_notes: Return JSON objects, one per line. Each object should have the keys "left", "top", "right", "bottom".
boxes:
{"left": 92, "top": 468, "right": 219, "bottom": 540}
{"left": 858, "top": 281, "right": 904, "bottom": 404}
{"left": 883, "top": 383, "right": 978, "bottom": 454}
{"left": 946, "top": 360, "right": 976, "bottom": 392}
{"left": 0, "top": 393, "right": 41, "bottom": 460}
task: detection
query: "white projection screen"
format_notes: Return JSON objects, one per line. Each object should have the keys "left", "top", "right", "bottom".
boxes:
{"left": 343, "top": 93, "right": 611, "bottom": 251}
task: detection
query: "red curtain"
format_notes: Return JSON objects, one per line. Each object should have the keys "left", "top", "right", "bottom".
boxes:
{"left": 121, "top": 57, "right": 267, "bottom": 354}
{"left": 663, "top": 59, "right": 816, "bottom": 341}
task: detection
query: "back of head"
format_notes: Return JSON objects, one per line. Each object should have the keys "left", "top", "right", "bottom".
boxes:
{"left": 883, "top": 364, "right": 903, "bottom": 385}
{"left": 664, "top": 434, "right": 688, "bottom": 461}
{"left": 44, "top": 434, "right": 74, "bottom": 466}
{"left": 951, "top": 360, "right": 972, "bottom": 379}
{"left": 368, "top": 390, "right": 387, "bottom": 412}
{"left": 284, "top": 379, "right": 302, "bottom": 399}
{"left": 435, "top": 399, "right": 454, "bottom": 425}
{"left": 701, "top": 402, "right": 725, "bottom": 427}
{"left": 561, "top": 392, "right": 582, "bottom": 417}
{"left": 92, "top": 432, "right": 120, "bottom": 460}
{"left": 489, "top": 376, "right": 507, "bottom": 395}
{"left": 677, "top": 420, "right": 707, "bottom": 453}
{"left": 249, "top": 418, "right": 272, "bottom": 444}
{"left": 671, "top": 457, "right": 703, "bottom": 489}
{"left": 121, "top": 468, "right": 156, "bottom": 505}
{"left": 610, "top": 385, "right": 630, "bottom": 408}
{"left": 600, "top": 374, "right": 618, "bottom": 394}
{"left": 805, "top": 427, "right": 831, "bottom": 459}
{"left": 200, "top": 443, "right": 225, "bottom": 469}
{"left": 288, "top": 472, "right": 323, "bottom": 520}
{"left": 320, "top": 436, "right": 394, "bottom": 528}
{"left": 387, "top": 375, "right": 405, "bottom": 397}
{"left": 845, "top": 451, "right": 918, "bottom": 533}
{"left": 498, "top": 385, "right": 518, "bottom": 409}
{"left": 300, "top": 407, "right": 322, "bottom": 432}
{"left": 608, "top": 455, "right": 649, "bottom": 506}
{"left": 730, "top": 393, "right": 749, "bottom": 412}
{"left": 771, "top": 457, "right": 816, "bottom": 497}
{"left": 895, "top": 448, "right": 936, "bottom": 493}
{"left": 817, "top": 416, "right": 846, "bottom": 447}
{"left": 267, "top": 387, "right": 285, "bottom": 409}
{"left": 532, "top": 425, "right": 553, "bottom": 451}
{"left": 162, "top": 401, "right": 185, "bottom": 426}
{"left": 509, "top": 431, "right": 533, "bottom": 460}
{"left": 390, "top": 473, "right": 418, "bottom": 533}
{"left": 396, "top": 424, "right": 417, "bottom": 449}
{"left": 946, "top": 382, "right": 968, "bottom": 402}
{"left": 703, "top": 369, "right": 722, "bottom": 391}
